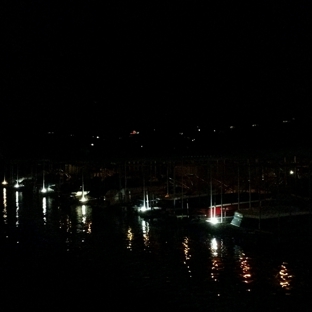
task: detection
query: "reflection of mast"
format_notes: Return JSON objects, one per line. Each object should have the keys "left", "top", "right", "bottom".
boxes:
{"left": 15, "top": 191, "right": 19, "bottom": 227}
{"left": 42, "top": 197, "right": 47, "bottom": 225}
{"left": 3, "top": 188, "right": 7, "bottom": 224}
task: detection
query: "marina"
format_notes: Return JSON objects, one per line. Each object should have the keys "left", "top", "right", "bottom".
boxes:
{"left": 2, "top": 1, "right": 311, "bottom": 310}
{"left": 1, "top": 180, "right": 312, "bottom": 310}
{"left": 1, "top": 155, "right": 312, "bottom": 310}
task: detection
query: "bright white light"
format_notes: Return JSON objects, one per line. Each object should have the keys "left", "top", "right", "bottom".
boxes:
{"left": 139, "top": 206, "right": 147, "bottom": 212}
{"left": 207, "top": 217, "right": 219, "bottom": 225}
{"left": 289, "top": 170, "right": 294, "bottom": 175}
{"left": 14, "top": 182, "right": 20, "bottom": 188}
{"left": 2, "top": 179, "right": 8, "bottom": 185}
{"left": 80, "top": 195, "right": 88, "bottom": 202}
{"left": 41, "top": 187, "right": 47, "bottom": 193}
{"left": 75, "top": 191, "right": 89, "bottom": 197}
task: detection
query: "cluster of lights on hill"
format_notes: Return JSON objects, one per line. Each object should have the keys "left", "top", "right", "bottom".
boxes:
{"left": 41, "top": 117, "right": 306, "bottom": 157}
{"left": 3, "top": 117, "right": 304, "bottom": 160}
{"left": 45, "top": 117, "right": 297, "bottom": 143}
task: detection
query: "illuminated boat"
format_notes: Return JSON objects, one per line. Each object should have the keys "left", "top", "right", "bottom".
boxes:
{"left": 133, "top": 192, "right": 164, "bottom": 218}
{"left": 69, "top": 175, "right": 96, "bottom": 204}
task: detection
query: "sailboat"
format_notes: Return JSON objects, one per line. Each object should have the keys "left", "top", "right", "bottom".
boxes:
{"left": 136, "top": 187, "right": 162, "bottom": 218}
{"left": 71, "top": 174, "right": 93, "bottom": 203}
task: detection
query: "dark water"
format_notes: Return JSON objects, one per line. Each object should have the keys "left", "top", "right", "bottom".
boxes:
{"left": 1, "top": 187, "right": 312, "bottom": 311}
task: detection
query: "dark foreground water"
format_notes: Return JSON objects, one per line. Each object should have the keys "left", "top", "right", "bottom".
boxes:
{"left": 1, "top": 188, "right": 312, "bottom": 311}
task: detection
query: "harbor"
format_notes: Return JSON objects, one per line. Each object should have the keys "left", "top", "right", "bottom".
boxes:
{"left": 2, "top": 1, "right": 311, "bottom": 310}
{"left": 1, "top": 196, "right": 311, "bottom": 310}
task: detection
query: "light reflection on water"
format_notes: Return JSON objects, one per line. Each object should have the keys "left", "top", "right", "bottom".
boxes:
{"left": 127, "top": 226, "right": 133, "bottom": 251}
{"left": 0, "top": 189, "right": 311, "bottom": 308}
{"left": 234, "top": 245, "right": 254, "bottom": 290}
{"left": 141, "top": 218, "right": 150, "bottom": 251}
{"left": 209, "top": 237, "right": 224, "bottom": 283}
{"left": 182, "top": 236, "right": 192, "bottom": 278}
{"left": 15, "top": 191, "right": 20, "bottom": 228}
{"left": 277, "top": 262, "right": 294, "bottom": 291}
{"left": 76, "top": 204, "right": 92, "bottom": 235}
{"left": 42, "top": 196, "right": 47, "bottom": 225}
{"left": 3, "top": 187, "right": 7, "bottom": 224}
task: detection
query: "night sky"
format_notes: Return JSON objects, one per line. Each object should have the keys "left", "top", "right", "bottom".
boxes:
{"left": 1, "top": 2, "right": 311, "bottom": 136}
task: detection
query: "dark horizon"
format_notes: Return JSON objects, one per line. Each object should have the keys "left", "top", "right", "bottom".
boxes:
{"left": 1, "top": 2, "right": 311, "bottom": 161}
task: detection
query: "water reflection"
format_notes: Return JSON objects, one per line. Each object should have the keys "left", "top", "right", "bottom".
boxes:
{"left": 3, "top": 187, "right": 7, "bottom": 224}
{"left": 59, "top": 213, "right": 72, "bottom": 252}
{"left": 42, "top": 197, "right": 47, "bottom": 225}
{"left": 141, "top": 218, "right": 150, "bottom": 251}
{"left": 15, "top": 191, "right": 20, "bottom": 228}
{"left": 234, "top": 245, "right": 253, "bottom": 290}
{"left": 76, "top": 205, "right": 92, "bottom": 235}
{"left": 82, "top": 205, "right": 86, "bottom": 225}
{"left": 127, "top": 226, "right": 134, "bottom": 251}
{"left": 1, "top": 189, "right": 311, "bottom": 307}
{"left": 209, "top": 237, "right": 224, "bottom": 282}
{"left": 277, "top": 262, "right": 294, "bottom": 291}
{"left": 182, "top": 236, "right": 192, "bottom": 278}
